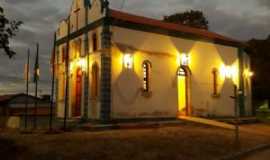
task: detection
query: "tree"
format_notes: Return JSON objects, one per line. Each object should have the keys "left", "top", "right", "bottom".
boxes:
{"left": 164, "top": 10, "right": 209, "bottom": 30}
{"left": 246, "top": 35, "right": 270, "bottom": 101}
{"left": 0, "top": 5, "right": 22, "bottom": 58}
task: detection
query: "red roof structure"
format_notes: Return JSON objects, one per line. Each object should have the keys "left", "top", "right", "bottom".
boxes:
{"left": 109, "top": 9, "right": 244, "bottom": 47}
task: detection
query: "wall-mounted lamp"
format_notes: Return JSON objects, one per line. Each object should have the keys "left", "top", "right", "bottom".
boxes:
{"left": 123, "top": 53, "right": 133, "bottom": 69}
{"left": 178, "top": 53, "right": 190, "bottom": 66}
{"left": 243, "top": 69, "right": 254, "bottom": 78}
{"left": 77, "top": 58, "right": 87, "bottom": 72}
{"left": 220, "top": 65, "right": 237, "bottom": 79}
{"left": 70, "top": 57, "right": 87, "bottom": 73}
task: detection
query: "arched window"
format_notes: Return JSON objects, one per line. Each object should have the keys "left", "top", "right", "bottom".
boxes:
{"left": 212, "top": 68, "right": 219, "bottom": 96}
{"left": 60, "top": 73, "right": 65, "bottom": 100}
{"left": 142, "top": 61, "right": 151, "bottom": 92}
{"left": 91, "top": 63, "right": 99, "bottom": 98}
{"left": 61, "top": 46, "right": 66, "bottom": 63}
{"left": 76, "top": 38, "right": 82, "bottom": 57}
{"left": 92, "top": 33, "right": 98, "bottom": 52}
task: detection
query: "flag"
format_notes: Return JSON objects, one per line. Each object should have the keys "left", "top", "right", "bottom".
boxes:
{"left": 24, "top": 63, "right": 30, "bottom": 81}
{"left": 33, "top": 43, "right": 40, "bottom": 82}
{"left": 24, "top": 49, "right": 30, "bottom": 82}
{"left": 84, "top": 0, "right": 91, "bottom": 8}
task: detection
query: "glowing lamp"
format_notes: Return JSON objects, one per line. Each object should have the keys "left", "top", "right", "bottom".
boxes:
{"left": 77, "top": 58, "right": 87, "bottom": 72}
{"left": 123, "top": 54, "right": 133, "bottom": 69}
{"left": 220, "top": 65, "right": 237, "bottom": 79}
{"left": 244, "top": 69, "right": 254, "bottom": 78}
{"left": 179, "top": 53, "right": 190, "bottom": 66}
{"left": 36, "top": 68, "right": 40, "bottom": 77}
{"left": 69, "top": 58, "right": 87, "bottom": 73}
{"left": 69, "top": 62, "right": 74, "bottom": 72}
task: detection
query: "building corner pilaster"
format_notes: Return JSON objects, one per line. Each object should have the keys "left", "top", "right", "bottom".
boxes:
{"left": 100, "top": 0, "right": 112, "bottom": 123}
{"left": 238, "top": 47, "right": 245, "bottom": 116}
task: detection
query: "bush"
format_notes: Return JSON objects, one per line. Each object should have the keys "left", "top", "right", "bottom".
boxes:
{"left": 256, "top": 104, "right": 270, "bottom": 122}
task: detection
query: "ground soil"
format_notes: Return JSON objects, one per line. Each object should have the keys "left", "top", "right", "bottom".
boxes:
{"left": 0, "top": 122, "right": 269, "bottom": 160}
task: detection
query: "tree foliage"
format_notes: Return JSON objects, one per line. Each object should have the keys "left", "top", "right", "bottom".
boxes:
{"left": 246, "top": 35, "right": 270, "bottom": 100}
{"left": 0, "top": 5, "right": 22, "bottom": 58}
{"left": 164, "top": 10, "right": 209, "bottom": 30}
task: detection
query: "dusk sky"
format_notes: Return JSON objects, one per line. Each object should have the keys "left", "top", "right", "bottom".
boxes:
{"left": 0, "top": 0, "right": 270, "bottom": 95}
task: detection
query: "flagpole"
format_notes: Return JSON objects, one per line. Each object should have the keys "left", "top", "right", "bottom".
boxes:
{"left": 49, "top": 33, "right": 56, "bottom": 131}
{"left": 24, "top": 49, "right": 30, "bottom": 129}
{"left": 33, "top": 43, "right": 39, "bottom": 129}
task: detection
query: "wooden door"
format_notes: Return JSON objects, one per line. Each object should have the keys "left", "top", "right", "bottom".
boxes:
{"left": 178, "top": 67, "right": 188, "bottom": 116}
{"left": 74, "top": 68, "right": 82, "bottom": 117}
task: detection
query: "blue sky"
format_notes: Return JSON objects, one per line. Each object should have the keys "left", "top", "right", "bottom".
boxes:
{"left": 0, "top": 0, "right": 270, "bottom": 95}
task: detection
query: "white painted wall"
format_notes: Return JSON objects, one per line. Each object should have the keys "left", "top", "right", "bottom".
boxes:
{"left": 111, "top": 26, "right": 251, "bottom": 118}
{"left": 56, "top": 0, "right": 252, "bottom": 120}
{"left": 56, "top": 0, "right": 104, "bottom": 119}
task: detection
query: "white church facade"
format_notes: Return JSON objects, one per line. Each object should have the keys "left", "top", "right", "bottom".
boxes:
{"left": 54, "top": 0, "right": 253, "bottom": 122}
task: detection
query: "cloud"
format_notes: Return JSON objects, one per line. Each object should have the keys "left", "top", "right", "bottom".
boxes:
{"left": 0, "top": 0, "right": 270, "bottom": 94}
{"left": 4, "top": 0, "right": 42, "bottom": 5}
{"left": 0, "top": 0, "right": 70, "bottom": 95}
{"left": 112, "top": 0, "right": 270, "bottom": 40}
{"left": 258, "top": 0, "right": 270, "bottom": 9}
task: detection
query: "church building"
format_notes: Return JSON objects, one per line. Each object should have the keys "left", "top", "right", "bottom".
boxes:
{"left": 54, "top": 0, "right": 253, "bottom": 122}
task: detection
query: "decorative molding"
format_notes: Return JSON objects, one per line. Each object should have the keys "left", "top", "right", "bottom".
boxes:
{"left": 56, "top": 18, "right": 104, "bottom": 46}
{"left": 99, "top": 14, "right": 112, "bottom": 122}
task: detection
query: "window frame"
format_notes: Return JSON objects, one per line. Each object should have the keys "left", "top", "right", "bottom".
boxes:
{"left": 142, "top": 60, "right": 152, "bottom": 93}
{"left": 91, "top": 63, "right": 99, "bottom": 99}
{"left": 92, "top": 32, "right": 98, "bottom": 52}
{"left": 61, "top": 45, "right": 66, "bottom": 63}
{"left": 212, "top": 68, "right": 220, "bottom": 97}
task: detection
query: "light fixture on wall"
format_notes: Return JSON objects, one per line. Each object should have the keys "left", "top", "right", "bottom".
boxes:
{"left": 123, "top": 53, "right": 133, "bottom": 69}
{"left": 77, "top": 58, "right": 87, "bottom": 72}
{"left": 179, "top": 53, "right": 190, "bottom": 66}
{"left": 243, "top": 69, "right": 254, "bottom": 78}
{"left": 70, "top": 57, "right": 87, "bottom": 73}
{"left": 220, "top": 65, "right": 237, "bottom": 79}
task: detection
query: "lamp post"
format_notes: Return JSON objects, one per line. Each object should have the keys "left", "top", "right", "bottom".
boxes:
{"left": 230, "top": 83, "right": 242, "bottom": 149}
{"left": 222, "top": 65, "right": 241, "bottom": 148}
{"left": 231, "top": 85, "right": 240, "bottom": 148}
{"left": 123, "top": 53, "right": 133, "bottom": 69}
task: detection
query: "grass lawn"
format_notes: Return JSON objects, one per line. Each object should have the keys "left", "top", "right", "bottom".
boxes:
{"left": 0, "top": 122, "right": 269, "bottom": 160}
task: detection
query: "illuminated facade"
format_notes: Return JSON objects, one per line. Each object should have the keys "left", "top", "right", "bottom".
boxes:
{"left": 55, "top": 0, "right": 252, "bottom": 122}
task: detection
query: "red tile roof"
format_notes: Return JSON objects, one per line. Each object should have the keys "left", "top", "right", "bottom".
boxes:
{"left": 109, "top": 9, "right": 244, "bottom": 47}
